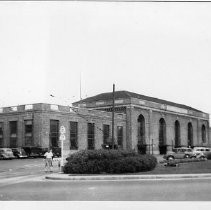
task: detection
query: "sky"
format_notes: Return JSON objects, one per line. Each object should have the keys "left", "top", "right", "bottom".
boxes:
{"left": 0, "top": 1, "right": 211, "bottom": 119}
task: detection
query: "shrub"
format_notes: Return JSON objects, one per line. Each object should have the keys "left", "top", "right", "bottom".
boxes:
{"left": 206, "top": 153, "right": 211, "bottom": 160}
{"left": 108, "top": 157, "right": 137, "bottom": 173}
{"left": 63, "top": 149, "right": 157, "bottom": 174}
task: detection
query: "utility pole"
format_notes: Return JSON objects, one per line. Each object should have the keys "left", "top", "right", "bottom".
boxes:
{"left": 80, "top": 73, "right": 82, "bottom": 101}
{"left": 79, "top": 73, "right": 82, "bottom": 108}
{"left": 112, "top": 84, "right": 115, "bottom": 149}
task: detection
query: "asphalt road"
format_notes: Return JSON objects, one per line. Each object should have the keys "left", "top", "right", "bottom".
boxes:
{"left": 1, "top": 158, "right": 211, "bottom": 201}
{"left": 1, "top": 177, "right": 211, "bottom": 201}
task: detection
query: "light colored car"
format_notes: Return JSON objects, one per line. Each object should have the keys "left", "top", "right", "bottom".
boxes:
{"left": 192, "top": 147, "right": 211, "bottom": 159}
{"left": 0, "top": 148, "right": 15, "bottom": 160}
{"left": 163, "top": 147, "right": 193, "bottom": 160}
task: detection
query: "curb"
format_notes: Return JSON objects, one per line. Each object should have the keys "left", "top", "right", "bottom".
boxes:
{"left": 45, "top": 173, "right": 211, "bottom": 181}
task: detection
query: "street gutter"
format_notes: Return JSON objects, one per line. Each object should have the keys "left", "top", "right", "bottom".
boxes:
{"left": 45, "top": 173, "right": 211, "bottom": 181}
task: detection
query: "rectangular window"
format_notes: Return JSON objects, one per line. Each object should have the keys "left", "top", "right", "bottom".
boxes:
{"left": 50, "top": 120, "right": 59, "bottom": 148}
{"left": 117, "top": 126, "right": 123, "bottom": 148}
{"left": 9, "top": 121, "right": 17, "bottom": 148}
{"left": 70, "top": 121, "right": 78, "bottom": 150}
{"left": 87, "top": 123, "right": 95, "bottom": 150}
{"left": 103, "top": 124, "right": 110, "bottom": 144}
{"left": 24, "top": 120, "right": 33, "bottom": 146}
{"left": 0, "top": 122, "right": 3, "bottom": 147}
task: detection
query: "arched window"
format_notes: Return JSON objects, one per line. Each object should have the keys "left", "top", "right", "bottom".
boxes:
{"left": 137, "top": 114, "right": 145, "bottom": 145}
{"left": 159, "top": 118, "right": 167, "bottom": 154}
{"left": 202, "top": 125, "right": 206, "bottom": 143}
{"left": 159, "top": 118, "right": 166, "bottom": 146}
{"left": 175, "top": 120, "right": 180, "bottom": 148}
{"left": 187, "top": 122, "right": 193, "bottom": 147}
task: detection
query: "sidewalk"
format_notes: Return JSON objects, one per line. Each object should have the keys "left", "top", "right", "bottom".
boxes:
{"left": 45, "top": 172, "right": 211, "bottom": 181}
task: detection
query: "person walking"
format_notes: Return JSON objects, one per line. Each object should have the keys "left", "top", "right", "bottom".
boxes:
{"left": 44, "top": 149, "right": 54, "bottom": 173}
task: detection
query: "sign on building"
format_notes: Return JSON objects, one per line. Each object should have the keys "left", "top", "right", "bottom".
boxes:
{"left": 59, "top": 134, "right": 66, "bottom": 141}
{"left": 60, "top": 126, "right": 66, "bottom": 134}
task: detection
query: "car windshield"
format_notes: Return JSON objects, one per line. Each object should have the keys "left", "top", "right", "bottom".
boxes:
{"left": 186, "top": 149, "right": 192, "bottom": 152}
{"left": 12, "top": 149, "right": 18, "bottom": 151}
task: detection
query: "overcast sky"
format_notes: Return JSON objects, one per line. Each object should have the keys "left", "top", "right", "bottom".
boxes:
{"left": 0, "top": 1, "right": 211, "bottom": 119}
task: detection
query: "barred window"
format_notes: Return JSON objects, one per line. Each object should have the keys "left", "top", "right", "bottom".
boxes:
{"left": 9, "top": 121, "right": 17, "bottom": 148}
{"left": 117, "top": 126, "right": 123, "bottom": 148}
{"left": 70, "top": 121, "right": 78, "bottom": 150}
{"left": 87, "top": 123, "right": 95, "bottom": 150}
{"left": 187, "top": 122, "right": 193, "bottom": 147}
{"left": 175, "top": 120, "right": 181, "bottom": 147}
{"left": 10, "top": 121, "right": 17, "bottom": 134}
{"left": 159, "top": 118, "right": 166, "bottom": 146}
{"left": 25, "top": 120, "right": 33, "bottom": 146}
{"left": 202, "top": 125, "right": 206, "bottom": 143}
{"left": 137, "top": 115, "right": 145, "bottom": 145}
{"left": 50, "top": 120, "right": 59, "bottom": 147}
{"left": 0, "top": 122, "right": 3, "bottom": 147}
{"left": 103, "top": 124, "right": 110, "bottom": 144}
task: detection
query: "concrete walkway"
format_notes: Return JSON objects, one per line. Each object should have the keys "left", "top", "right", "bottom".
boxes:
{"left": 45, "top": 172, "right": 211, "bottom": 181}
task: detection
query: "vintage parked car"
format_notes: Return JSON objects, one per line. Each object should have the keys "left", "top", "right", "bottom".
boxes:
{"left": 51, "top": 147, "right": 61, "bottom": 157}
{"left": 11, "top": 148, "right": 28, "bottom": 159}
{"left": 163, "top": 147, "right": 193, "bottom": 160}
{"left": 192, "top": 147, "right": 211, "bottom": 159}
{"left": 0, "top": 148, "right": 15, "bottom": 160}
{"left": 22, "top": 147, "right": 47, "bottom": 158}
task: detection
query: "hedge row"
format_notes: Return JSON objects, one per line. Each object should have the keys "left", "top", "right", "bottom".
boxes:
{"left": 63, "top": 149, "right": 157, "bottom": 174}
{"left": 207, "top": 153, "right": 211, "bottom": 160}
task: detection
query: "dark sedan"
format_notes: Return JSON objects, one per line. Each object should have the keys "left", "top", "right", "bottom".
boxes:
{"left": 11, "top": 148, "right": 28, "bottom": 159}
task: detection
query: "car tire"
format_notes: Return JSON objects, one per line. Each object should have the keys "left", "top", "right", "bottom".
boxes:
{"left": 184, "top": 154, "right": 190, "bottom": 159}
{"left": 167, "top": 156, "right": 174, "bottom": 160}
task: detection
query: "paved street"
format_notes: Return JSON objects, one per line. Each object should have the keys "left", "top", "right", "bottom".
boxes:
{"left": 0, "top": 158, "right": 211, "bottom": 201}
{"left": 1, "top": 176, "right": 211, "bottom": 201}
{"left": 1, "top": 159, "right": 211, "bottom": 201}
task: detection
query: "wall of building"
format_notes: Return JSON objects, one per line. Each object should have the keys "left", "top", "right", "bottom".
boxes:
{"left": 127, "top": 106, "right": 210, "bottom": 154}
{"left": 0, "top": 104, "right": 127, "bottom": 160}
{"left": 0, "top": 111, "right": 35, "bottom": 147}
{"left": 78, "top": 94, "right": 210, "bottom": 155}
{"left": 0, "top": 102, "right": 209, "bottom": 159}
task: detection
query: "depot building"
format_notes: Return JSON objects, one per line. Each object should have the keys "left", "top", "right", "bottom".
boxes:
{"left": 0, "top": 103, "right": 126, "bottom": 157}
{"left": 73, "top": 90, "right": 210, "bottom": 154}
{"left": 0, "top": 90, "right": 210, "bottom": 156}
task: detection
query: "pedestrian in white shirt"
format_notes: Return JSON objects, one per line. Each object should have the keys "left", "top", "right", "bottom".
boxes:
{"left": 44, "top": 149, "right": 54, "bottom": 173}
